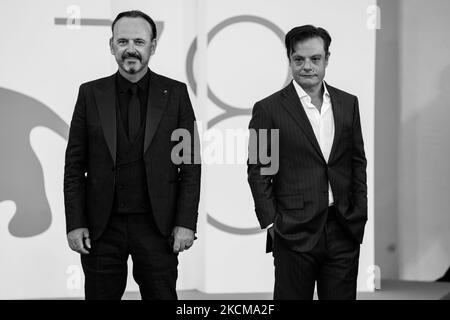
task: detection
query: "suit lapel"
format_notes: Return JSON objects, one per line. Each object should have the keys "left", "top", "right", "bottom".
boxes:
{"left": 143, "top": 71, "right": 170, "bottom": 154}
{"left": 281, "top": 83, "right": 326, "bottom": 163}
{"left": 327, "top": 83, "right": 344, "bottom": 162}
{"left": 94, "top": 75, "right": 117, "bottom": 165}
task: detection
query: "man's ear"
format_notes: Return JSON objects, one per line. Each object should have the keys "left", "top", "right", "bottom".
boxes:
{"left": 150, "top": 38, "right": 157, "bottom": 56}
{"left": 325, "top": 51, "right": 331, "bottom": 67}
{"left": 109, "top": 37, "right": 114, "bottom": 55}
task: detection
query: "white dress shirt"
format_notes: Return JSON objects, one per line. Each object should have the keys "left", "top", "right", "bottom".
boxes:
{"left": 292, "top": 80, "right": 335, "bottom": 205}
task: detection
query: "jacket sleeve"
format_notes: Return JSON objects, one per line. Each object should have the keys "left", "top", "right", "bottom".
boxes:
{"left": 247, "top": 102, "right": 277, "bottom": 229}
{"left": 351, "top": 97, "right": 368, "bottom": 221}
{"left": 173, "top": 83, "right": 201, "bottom": 232}
{"left": 63, "top": 84, "right": 88, "bottom": 233}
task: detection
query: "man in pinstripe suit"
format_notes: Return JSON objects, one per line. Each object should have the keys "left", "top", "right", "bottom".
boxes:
{"left": 247, "top": 25, "right": 367, "bottom": 300}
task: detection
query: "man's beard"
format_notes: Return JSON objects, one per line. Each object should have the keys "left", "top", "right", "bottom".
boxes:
{"left": 121, "top": 60, "right": 147, "bottom": 74}
{"left": 126, "top": 65, "right": 138, "bottom": 74}
{"left": 120, "top": 51, "right": 147, "bottom": 74}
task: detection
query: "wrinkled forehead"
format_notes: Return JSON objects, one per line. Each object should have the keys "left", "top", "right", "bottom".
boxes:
{"left": 291, "top": 37, "right": 326, "bottom": 57}
{"left": 112, "top": 17, "right": 153, "bottom": 40}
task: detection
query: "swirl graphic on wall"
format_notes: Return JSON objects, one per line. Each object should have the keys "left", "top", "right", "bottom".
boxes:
{"left": 186, "top": 15, "right": 289, "bottom": 235}
{"left": 0, "top": 88, "right": 68, "bottom": 237}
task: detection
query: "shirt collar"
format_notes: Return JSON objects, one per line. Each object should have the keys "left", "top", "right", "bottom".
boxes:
{"left": 292, "top": 79, "right": 330, "bottom": 108}
{"left": 116, "top": 68, "right": 150, "bottom": 93}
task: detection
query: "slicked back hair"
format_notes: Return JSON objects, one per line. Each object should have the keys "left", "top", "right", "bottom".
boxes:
{"left": 285, "top": 25, "right": 331, "bottom": 59}
{"left": 111, "top": 10, "right": 157, "bottom": 41}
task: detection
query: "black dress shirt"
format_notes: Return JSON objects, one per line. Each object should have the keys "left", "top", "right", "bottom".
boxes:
{"left": 115, "top": 68, "right": 150, "bottom": 135}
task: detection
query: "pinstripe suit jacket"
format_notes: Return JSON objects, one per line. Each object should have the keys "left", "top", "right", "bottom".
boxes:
{"left": 247, "top": 81, "right": 367, "bottom": 252}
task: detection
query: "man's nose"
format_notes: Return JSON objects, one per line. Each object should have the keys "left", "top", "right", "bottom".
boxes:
{"left": 126, "top": 41, "right": 136, "bottom": 51}
{"left": 303, "top": 60, "right": 312, "bottom": 71}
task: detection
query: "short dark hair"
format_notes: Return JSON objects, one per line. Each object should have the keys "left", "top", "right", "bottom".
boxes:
{"left": 111, "top": 10, "right": 157, "bottom": 41}
{"left": 285, "top": 25, "right": 331, "bottom": 59}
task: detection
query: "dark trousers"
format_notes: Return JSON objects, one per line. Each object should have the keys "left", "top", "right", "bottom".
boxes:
{"left": 273, "top": 207, "right": 360, "bottom": 300}
{"left": 81, "top": 213, "right": 178, "bottom": 300}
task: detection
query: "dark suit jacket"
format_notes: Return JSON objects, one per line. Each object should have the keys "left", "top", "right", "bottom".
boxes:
{"left": 248, "top": 81, "right": 367, "bottom": 252}
{"left": 64, "top": 70, "right": 201, "bottom": 241}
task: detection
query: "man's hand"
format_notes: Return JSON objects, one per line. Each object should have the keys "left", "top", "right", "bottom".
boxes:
{"left": 67, "top": 228, "right": 91, "bottom": 254}
{"left": 172, "top": 226, "right": 195, "bottom": 253}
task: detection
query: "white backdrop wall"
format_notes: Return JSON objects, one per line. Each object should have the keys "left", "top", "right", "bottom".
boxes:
{"left": 374, "top": 0, "right": 401, "bottom": 280}
{"left": 0, "top": 0, "right": 375, "bottom": 298}
{"left": 375, "top": 0, "right": 450, "bottom": 283}
{"left": 398, "top": 0, "right": 450, "bottom": 281}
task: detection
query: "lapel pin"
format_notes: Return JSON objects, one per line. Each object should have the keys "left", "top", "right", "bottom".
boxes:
{"left": 163, "top": 89, "right": 168, "bottom": 94}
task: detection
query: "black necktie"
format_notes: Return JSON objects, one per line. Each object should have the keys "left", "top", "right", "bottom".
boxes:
{"left": 128, "top": 84, "right": 140, "bottom": 142}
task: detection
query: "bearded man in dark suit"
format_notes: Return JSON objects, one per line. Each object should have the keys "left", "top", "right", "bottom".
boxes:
{"left": 64, "top": 10, "right": 201, "bottom": 300}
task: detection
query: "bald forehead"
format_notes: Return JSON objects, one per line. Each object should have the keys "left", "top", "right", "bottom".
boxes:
{"left": 112, "top": 17, "right": 153, "bottom": 40}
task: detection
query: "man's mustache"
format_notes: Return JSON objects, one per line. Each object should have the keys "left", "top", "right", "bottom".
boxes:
{"left": 122, "top": 52, "right": 142, "bottom": 61}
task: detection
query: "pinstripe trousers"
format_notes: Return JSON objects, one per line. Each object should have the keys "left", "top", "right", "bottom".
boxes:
{"left": 273, "top": 206, "right": 360, "bottom": 300}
